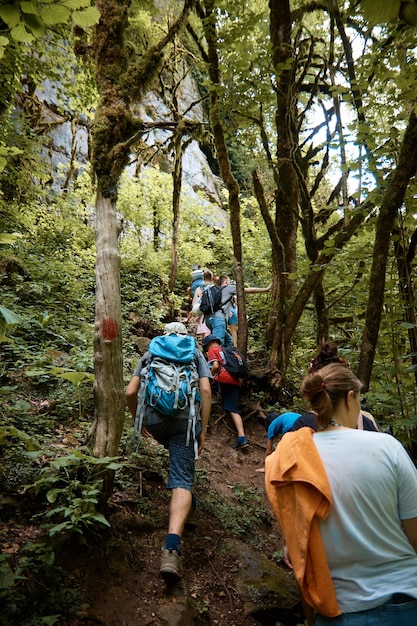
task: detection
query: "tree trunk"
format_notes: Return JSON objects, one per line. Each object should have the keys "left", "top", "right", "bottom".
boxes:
{"left": 168, "top": 128, "right": 182, "bottom": 293}
{"left": 393, "top": 225, "right": 417, "bottom": 381}
{"left": 87, "top": 0, "right": 131, "bottom": 470}
{"left": 203, "top": 0, "right": 248, "bottom": 353}
{"left": 281, "top": 210, "right": 367, "bottom": 363}
{"left": 268, "top": 0, "right": 300, "bottom": 373}
{"left": 87, "top": 0, "right": 194, "bottom": 478}
{"left": 314, "top": 280, "right": 329, "bottom": 345}
{"left": 89, "top": 188, "right": 125, "bottom": 458}
{"left": 357, "top": 112, "right": 417, "bottom": 389}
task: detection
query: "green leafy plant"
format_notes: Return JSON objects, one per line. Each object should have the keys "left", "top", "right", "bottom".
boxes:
{"left": 0, "top": 542, "right": 81, "bottom": 625}
{"left": 25, "top": 450, "right": 122, "bottom": 539}
{"left": 49, "top": 367, "right": 94, "bottom": 419}
{"left": 0, "top": 424, "right": 42, "bottom": 451}
{"left": 0, "top": 303, "right": 23, "bottom": 343}
{"left": 190, "top": 584, "right": 210, "bottom": 615}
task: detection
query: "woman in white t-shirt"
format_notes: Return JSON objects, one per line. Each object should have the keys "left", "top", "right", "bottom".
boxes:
{"left": 266, "top": 363, "right": 417, "bottom": 626}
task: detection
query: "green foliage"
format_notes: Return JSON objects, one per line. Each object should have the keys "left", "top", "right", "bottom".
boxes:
{"left": 118, "top": 167, "right": 234, "bottom": 297}
{"left": 361, "top": 0, "right": 401, "bottom": 24}
{"left": 25, "top": 449, "right": 122, "bottom": 539}
{"left": 0, "top": 303, "right": 23, "bottom": 343}
{"left": 0, "top": 424, "right": 42, "bottom": 451}
{"left": 195, "top": 468, "right": 270, "bottom": 544}
{"left": 49, "top": 366, "right": 94, "bottom": 419}
{"left": 0, "top": 0, "right": 100, "bottom": 59}
{"left": 0, "top": 542, "right": 81, "bottom": 625}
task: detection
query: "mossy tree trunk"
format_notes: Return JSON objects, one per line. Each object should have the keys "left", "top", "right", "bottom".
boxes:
{"left": 202, "top": 0, "right": 248, "bottom": 353}
{"left": 357, "top": 113, "right": 417, "bottom": 390}
{"left": 87, "top": 0, "right": 194, "bottom": 479}
{"left": 266, "top": 0, "right": 300, "bottom": 378}
{"left": 87, "top": 0, "right": 132, "bottom": 467}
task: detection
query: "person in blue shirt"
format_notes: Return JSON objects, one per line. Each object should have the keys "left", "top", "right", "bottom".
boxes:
{"left": 265, "top": 410, "right": 318, "bottom": 458}
{"left": 190, "top": 264, "right": 204, "bottom": 297}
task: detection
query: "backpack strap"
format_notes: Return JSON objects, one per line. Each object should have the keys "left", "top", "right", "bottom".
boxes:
{"left": 219, "top": 294, "right": 232, "bottom": 313}
{"left": 132, "top": 371, "right": 148, "bottom": 451}
{"left": 187, "top": 384, "right": 198, "bottom": 459}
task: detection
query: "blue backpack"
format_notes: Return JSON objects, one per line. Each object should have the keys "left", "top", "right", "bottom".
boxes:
{"left": 133, "top": 334, "right": 200, "bottom": 453}
{"left": 191, "top": 268, "right": 204, "bottom": 296}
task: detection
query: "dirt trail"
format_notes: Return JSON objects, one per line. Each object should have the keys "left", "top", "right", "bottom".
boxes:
{"left": 71, "top": 409, "right": 285, "bottom": 626}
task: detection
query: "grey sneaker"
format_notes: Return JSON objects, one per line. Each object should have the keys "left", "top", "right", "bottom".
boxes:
{"left": 160, "top": 549, "right": 182, "bottom": 582}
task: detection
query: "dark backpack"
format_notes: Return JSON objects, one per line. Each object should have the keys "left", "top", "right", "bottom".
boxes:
{"left": 220, "top": 347, "right": 249, "bottom": 379}
{"left": 200, "top": 285, "right": 224, "bottom": 315}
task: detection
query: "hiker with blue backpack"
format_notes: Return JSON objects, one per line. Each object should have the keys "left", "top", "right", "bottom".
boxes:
{"left": 125, "top": 322, "right": 212, "bottom": 583}
{"left": 203, "top": 334, "right": 250, "bottom": 450}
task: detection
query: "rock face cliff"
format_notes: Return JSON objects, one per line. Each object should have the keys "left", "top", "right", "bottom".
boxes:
{"left": 37, "top": 67, "right": 222, "bottom": 206}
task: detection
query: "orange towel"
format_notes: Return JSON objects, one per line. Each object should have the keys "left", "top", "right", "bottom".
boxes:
{"left": 265, "top": 427, "right": 341, "bottom": 617}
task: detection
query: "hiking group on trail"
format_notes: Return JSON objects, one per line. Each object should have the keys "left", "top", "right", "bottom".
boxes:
{"left": 187, "top": 265, "right": 271, "bottom": 349}
{"left": 125, "top": 268, "right": 417, "bottom": 625}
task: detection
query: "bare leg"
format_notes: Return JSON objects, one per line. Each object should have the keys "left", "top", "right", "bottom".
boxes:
{"left": 168, "top": 487, "right": 192, "bottom": 536}
{"left": 229, "top": 411, "right": 245, "bottom": 437}
{"left": 229, "top": 324, "right": 238, "bottom": 346}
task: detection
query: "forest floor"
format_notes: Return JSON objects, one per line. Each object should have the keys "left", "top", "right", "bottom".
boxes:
{"left": 1, "top": 312, "right": 304, "bottom": 626}
{"left": 2, "top": 393, "right": 300, "bottom": 626}
{"left": 65, "top": 408, "right": 286, "bottom": 626}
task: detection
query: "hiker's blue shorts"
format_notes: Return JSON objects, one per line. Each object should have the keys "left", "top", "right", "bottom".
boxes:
{"left": 228, "top": 306, "right": 238, "bottom": 326}
{"left": 315, "top": 595, "right": 417, "bottom": 626}
{"left": 144, "top": 415, "right": 202, "bottom": 491}
{"left": 220, "top": 383, "right": 240, "bottom": 414}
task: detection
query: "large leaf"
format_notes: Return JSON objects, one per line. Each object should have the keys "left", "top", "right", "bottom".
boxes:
{"left": 0, "top": 561, "right": 17, "bottom": 589}
{"left": 63, "top": 0, "right": 91, "bottom": 9}
{"left": 52, "top": 370, "right": 95, "bottom": 385}
{"left": 0, "top": 36, "right": 8, "bottom": 60}
{"left": 23, "top": 13, "right": 47, "bottom": 37}
{"left": 20, "top": 1, "right": 40, "bottom": 16}
{"left": 72, "top": 7, "right": 100, "bottom": 28}
{"left": 40, "top": 5, "right": 71, "bottom": 25}
{"left": 0, "top": 232, "right": 22, "bottom": 244}
{"left": 0, "top": 304, "right": 23, "bottom": 325}
{"left": 10, "top": 23, "right": 34, "bottom": 43}
{"left": 91, "top": 512, "right": 111, "bottom": 527}
{"left": 1, "top": 426, "right": 42, "bottom": 450}
{"left": 361, "top": 0, "right": 401, "bottom": 23}
{"left": 0, "top": 5, "right": 20, "bottom": 27}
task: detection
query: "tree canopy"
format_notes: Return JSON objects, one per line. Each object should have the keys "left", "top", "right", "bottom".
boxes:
{"left": 1, "top": 0, "right": 417, "bottom": 458}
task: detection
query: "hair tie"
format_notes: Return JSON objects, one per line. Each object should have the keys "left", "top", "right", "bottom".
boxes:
{"left": 320, "top": 381, "right": 325, "bottom": 391}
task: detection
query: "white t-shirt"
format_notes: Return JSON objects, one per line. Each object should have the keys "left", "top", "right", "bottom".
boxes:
{"left": 313, "top": 429, "right": 417, "bottom": 612}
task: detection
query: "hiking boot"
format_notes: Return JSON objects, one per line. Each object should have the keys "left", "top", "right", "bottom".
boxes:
{"left": 160, "top": 549, "right": 182, "bottom": 582}
{"left": 232, "top": 436, "right": 249, "bottom": 450}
